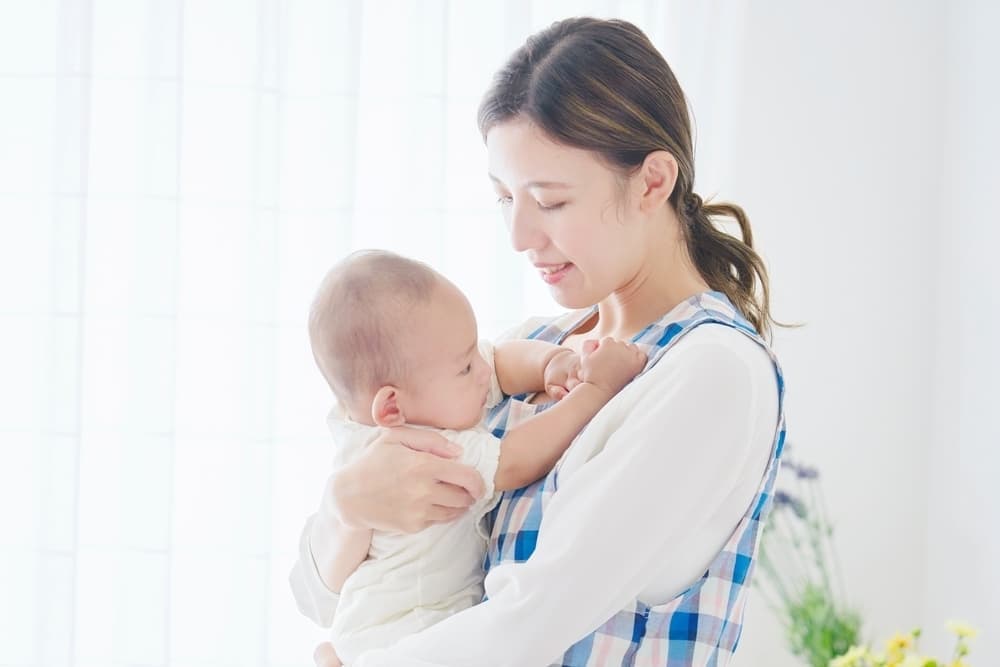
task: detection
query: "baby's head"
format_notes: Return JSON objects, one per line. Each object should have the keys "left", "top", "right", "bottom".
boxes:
{"left": 310, "top": 250, "right": 493, "bottom": 430}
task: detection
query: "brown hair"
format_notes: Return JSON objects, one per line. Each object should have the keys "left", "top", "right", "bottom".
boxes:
{"left": 308, "top": 250, "right": 440, "bottom": 408}
{"left": 478, "top": 17, "right": 776, "bottom": 338}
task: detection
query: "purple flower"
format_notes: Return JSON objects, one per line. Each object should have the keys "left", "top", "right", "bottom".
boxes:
{"left": 774, "top": 490, "right": 808, "bottom": 519}
{"left": 783, "top": 458, "right": 820, "bottom": 480}
{"left": 794, "top": 464, "right": 819, "bottom": 480}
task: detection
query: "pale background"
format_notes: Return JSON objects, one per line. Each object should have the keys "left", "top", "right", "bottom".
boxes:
{"left": 0, "top": 1, "right": 996, "bottom": 666}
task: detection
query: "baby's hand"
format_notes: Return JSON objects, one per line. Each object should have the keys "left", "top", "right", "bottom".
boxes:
{"left": 577, "top": 337, "right": 646, "bottom": 396}
{"left": 543, "top": 348, "right": 582, "bottom": 400}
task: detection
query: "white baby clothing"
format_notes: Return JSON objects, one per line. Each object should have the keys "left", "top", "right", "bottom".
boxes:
{"left": 304, "top": 341, "right": 505, "bottom": 664}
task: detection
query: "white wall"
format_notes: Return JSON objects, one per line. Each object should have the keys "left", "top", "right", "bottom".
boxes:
{"left": 716, "top": 1, "right": 999, "bottom": 664}
{"left": 922, "top": 1, "right": 1000, "bottom": 664}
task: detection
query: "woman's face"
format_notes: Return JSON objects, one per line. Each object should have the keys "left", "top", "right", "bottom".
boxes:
{"left": 486, "top": 118, "right": 647, "bottom": 309}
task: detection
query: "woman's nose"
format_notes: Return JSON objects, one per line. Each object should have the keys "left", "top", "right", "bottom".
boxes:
{"left": 507, "top": 202, "right": 544, "bottom": 252}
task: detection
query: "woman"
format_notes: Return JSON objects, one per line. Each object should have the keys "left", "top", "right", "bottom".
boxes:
{"left": 295, "top": 17, "right": 786, "bottom": 666}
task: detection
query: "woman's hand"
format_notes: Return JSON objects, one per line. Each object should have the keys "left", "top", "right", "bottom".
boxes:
{"left": 330, "top": 426, "right": 487, "bottom": 533}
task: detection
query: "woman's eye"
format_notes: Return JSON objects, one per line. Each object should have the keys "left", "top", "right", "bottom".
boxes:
{"left": 460, "top": 364, "right": 472, "bottom": 375}
{"left": 496, "top": 195, "right": 513, "bottom": 207}
{"left": 538, "top": 201, "right": 566, "bottom": 211}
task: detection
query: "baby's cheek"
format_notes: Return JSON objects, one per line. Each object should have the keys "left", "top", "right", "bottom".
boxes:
{"left": 476, "top": 358, "right": 491, "bottom": 384}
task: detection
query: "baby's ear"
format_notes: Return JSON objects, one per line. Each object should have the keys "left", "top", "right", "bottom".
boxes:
{"left": 371, "top": 386, "right": 406, "bottom": 427}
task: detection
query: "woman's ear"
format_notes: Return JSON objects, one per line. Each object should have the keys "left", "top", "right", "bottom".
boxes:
{"left": 371, "top": 386, "right": 406, "bottom": 427}
{"left": 635, "top": 150, "right": 678, "bottom": 213}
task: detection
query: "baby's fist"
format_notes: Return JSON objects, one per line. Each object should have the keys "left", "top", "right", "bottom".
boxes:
{"left": 543, "top": 348, "right": 582, "bottom": 400}
{"left": 578, "top": 337, "right": 646, "bottom": 395}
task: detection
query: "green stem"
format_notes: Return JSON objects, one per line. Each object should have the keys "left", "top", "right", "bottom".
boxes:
{"left": 757, "top": 539, "right": 796, "bottom": 610}
{"left": 805, "top": 476, "right": 835, "bottom": 600}
{"left": 771, "top": 505, "right": 811, "bottom": 594}
{"left": 815, "top": 481, "right": 850, "bottom": 607}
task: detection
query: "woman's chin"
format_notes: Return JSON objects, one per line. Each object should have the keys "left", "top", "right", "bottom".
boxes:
{"left": 549, "top": 286, "right": 596, "bottom": 310}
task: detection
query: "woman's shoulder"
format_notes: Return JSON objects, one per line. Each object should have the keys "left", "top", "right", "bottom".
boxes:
{"left": 646, "top": 322, "right": 777, "bottom": 390}
{"left": 613, "top": 323, "right": 780, "bottom": 450}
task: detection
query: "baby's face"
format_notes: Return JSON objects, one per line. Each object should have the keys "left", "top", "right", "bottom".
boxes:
{"left": 400, "top": 281, "right": 492, "bottom": 431}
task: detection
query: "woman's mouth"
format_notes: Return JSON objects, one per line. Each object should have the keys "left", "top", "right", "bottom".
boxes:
{"left": 537, "top": 263, "right": 572, "bottom": 285}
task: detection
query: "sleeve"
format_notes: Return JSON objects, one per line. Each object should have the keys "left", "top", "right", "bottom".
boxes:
{"left": 351, "top": 331, "right": 777, "bottom": 667}
{"left": 477, "top": 339, "right": 504, "bottom": 409}
{"left": 449, "top": 427, "right": 504, "bottom": 535}
{"left": 288, "top": 513, "right": 341, "bottom": 628}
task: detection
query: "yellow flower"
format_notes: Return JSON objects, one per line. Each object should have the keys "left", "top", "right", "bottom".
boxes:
{"left": 945, "top": 620, "right": 978, "bottom": 639}
{"left": 884, "top": 632, "right": 912, "bottom": 665}
{"left": 831, "top": 645, "right": 869, "bottom": 667}
{"left": 948, "top": 661, "right": 968, "bottom": 667}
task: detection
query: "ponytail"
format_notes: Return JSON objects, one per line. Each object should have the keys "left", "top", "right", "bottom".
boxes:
{"left": 682, "top": 192, "right": 775, "bottom": 339}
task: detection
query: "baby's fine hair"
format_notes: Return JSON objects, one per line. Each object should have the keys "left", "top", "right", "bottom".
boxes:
{"left": 309, "top": 250, "right": 440, "bottom": 408}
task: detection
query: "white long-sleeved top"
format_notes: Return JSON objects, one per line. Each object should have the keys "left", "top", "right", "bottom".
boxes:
{"left": 291, "top": 322, "right": 780, "bottom": 666}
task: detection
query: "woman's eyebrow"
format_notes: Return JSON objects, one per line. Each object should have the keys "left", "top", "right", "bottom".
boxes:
{"left": 488, "top": 174, "right": 571, "bottom": 189}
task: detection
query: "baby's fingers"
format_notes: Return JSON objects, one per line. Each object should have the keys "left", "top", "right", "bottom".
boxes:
{"left": 546, "top": 384, "right": 569, "bottom": 401}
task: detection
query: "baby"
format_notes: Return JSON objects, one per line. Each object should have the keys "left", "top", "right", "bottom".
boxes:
{"left": 306, "top": 250, "right": 646, "bottom": 664}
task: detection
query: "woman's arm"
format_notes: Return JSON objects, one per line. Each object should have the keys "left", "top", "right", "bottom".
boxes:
{"left": 350, "top": 330, "right": 778, "bottom": 666}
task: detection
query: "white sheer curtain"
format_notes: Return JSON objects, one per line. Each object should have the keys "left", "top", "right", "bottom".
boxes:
{"left": 0, "top": 1, "right": 741, "bottom": 665}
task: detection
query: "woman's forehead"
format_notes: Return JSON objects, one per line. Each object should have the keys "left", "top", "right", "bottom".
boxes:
{"left": 486, "top": 120, "right": 606, "bottom": 187}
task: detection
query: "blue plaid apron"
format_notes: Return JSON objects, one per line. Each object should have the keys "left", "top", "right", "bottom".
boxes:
{"left": 482, "top": 291, "right": 786, "bottom": 666}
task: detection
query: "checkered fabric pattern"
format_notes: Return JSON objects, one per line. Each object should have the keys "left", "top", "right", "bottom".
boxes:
{"left": 482, "top": 292, "right": 787, "bottom": 666}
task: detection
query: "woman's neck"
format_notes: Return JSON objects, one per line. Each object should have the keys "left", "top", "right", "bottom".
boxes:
{"left": 589, "top": 246, "right": 710, "bottom": 341}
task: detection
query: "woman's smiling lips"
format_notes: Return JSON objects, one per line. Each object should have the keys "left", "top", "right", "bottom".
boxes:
{"left": 534, "top": 262, "right": 572, "bottom": 284}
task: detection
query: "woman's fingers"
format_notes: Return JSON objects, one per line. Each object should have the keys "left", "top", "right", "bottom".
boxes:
{"left": 351, "top": 446, "right": 483, "bottom": 531}
{"left": 429, "top": 456, "right": 486, "bottom": 500}
{"left": 427, "top": 477, "right": 480, "bottom": 509}
{"left": 425, "top": 504, "right": 468, "bottom": 524}
{"left": 338, "top": 428, "right": 484, "bottom": 532}
{"left": 384, "top": 426, "right": 462, "bottom": 458}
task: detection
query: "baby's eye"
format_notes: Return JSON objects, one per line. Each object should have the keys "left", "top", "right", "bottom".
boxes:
{"left": 460, "top": 363, "right": 472, "bottom": 376}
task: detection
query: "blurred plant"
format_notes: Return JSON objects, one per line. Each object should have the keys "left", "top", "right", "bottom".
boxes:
{"left": 829, "top": 620, "right": 978, "bottom": 666}
{"left": 755, "top": 450, "right": 862, "bottom": 667}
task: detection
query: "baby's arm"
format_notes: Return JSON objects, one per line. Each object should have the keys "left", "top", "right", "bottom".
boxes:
{"left": 493, "top": 338, "right": 646, "bottom": 491}
{"left": 309, "top": 510, "right": 373, "bottom": 594}
{"left": 492, "top": 339, "right": 579, "bottom": 398}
